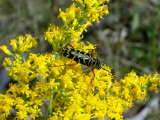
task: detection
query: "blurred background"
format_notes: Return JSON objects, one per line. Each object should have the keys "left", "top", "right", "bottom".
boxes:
{"left": 0, "top": 0, "right": 160, "bottom": 119}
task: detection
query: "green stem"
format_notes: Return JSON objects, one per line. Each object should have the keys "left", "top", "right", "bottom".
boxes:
{"left": 77, "top": 10, "right": 87, "bottom": 24}
{"left": 48, "top": 89, "right": 57, "bottom": 118}
{"left": 39, "top": 111, "right": 46, "bottom": 120}
{"left": 48, "top": 89, "right": 54, "bottom": 118}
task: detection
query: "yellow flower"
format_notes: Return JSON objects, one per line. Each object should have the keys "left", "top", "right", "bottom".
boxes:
{"left": 111, "top": 81, "right": 122, "bottom": 96}
{"left": 10, "top": 34, "right": 37, "bottom": 53}
{"left": 7, "top": 83, "right": 18, "bottom": 97}
{"left": 0, "top": 94, "right": 14, "bottom": 119}
{"left": 29, "top": 105, "right": 39, "bottom": 119}
{"left": 44, "top": 25, "right": 65, "bottom": 51}
{"left": 58, "top": 4, "right": 81, "bottom": 25}
{"left": 15, "top": 110, "right": 28, "bottom": 120}
{"left": 10, "top": 39, "right": 17, "bottom": 51}
{"left": 0, "top": 45, "right": 13, "bottom": 55}
{"left": 3, "top": 57, "right": 12, "bottom": 67}
{"left": 149, "top": 84, "right": 158, "bottom": 93}
{"left": 130, "top": 86, "right": 146, "bottom": 100}
{"left": 50, "top": 115, "right": 59, "bottom": 120}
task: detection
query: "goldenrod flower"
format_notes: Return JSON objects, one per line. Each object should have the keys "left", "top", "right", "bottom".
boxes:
{"left": 10, "top": 34, "right": 37, "bottom": 54}
{"left": 0, "top": 45, "right": 13, "bottom": 55}
{"left": 3, "top": 57, "right": 12, "bottom": 67}
{"left": 1, "top": 0, "right": 160, "bottom": 120}
{"left": 0, "top": 94, "right": 14, "bottom": 119}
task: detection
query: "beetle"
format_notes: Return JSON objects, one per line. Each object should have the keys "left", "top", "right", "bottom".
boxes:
{"left": 55, "top": 43, "right": 118, "bottom": 84}
{"left": 61, "top": 43, "right": 109, "bottom": 79}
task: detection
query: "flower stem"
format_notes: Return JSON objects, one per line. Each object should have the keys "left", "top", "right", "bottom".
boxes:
{"left": 48, "top": 89, "right": 57, "bottom": 118}
{"left": 39, "top": 111, "right": 46, "bottom": 120}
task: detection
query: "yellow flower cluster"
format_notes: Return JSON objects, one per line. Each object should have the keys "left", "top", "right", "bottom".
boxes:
{"left": 0, "top": 0, "right": 160, "bottom": 120}
{"left": 0, "top": 94, "right": 14, "bottom": 119}
{"left": 10, "top": 34, "right": 37, "bottom": 54}
{"left": 44, "top": 0, "right": 109, "bottom": 52}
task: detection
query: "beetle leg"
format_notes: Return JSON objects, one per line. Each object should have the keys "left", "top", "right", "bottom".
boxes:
{"left": 85, "top": 49, "right": 97, "bottom": 58}
{"left": 91, "top": 49, "right": 96, "bottom": 58}
{"left": 90, "top": 66, "right": 95, "bottom": 86}
{"left": 54, "top": 63, "right": 77, "bottom": 67}
{"left": 67, "top": 43, "right": 75, "bottom": 49}
{"left": 59, "top": 43, "right": 75, "bottom": 52}
{"left": 82, "top": 68, "right": 91, "bottom": 73}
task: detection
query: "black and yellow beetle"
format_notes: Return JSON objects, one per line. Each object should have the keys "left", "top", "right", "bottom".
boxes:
{"left": 61, "top": 43, "right": 107, "bottom": 78}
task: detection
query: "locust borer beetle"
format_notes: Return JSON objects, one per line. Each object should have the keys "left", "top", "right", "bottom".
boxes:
{"left": 61, "top": 43, "right": 112, "bottom": 81}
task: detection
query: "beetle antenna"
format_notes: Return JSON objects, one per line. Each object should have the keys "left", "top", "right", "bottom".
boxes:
{"left": 101, "top": 67, "right": 118, "bottom": 81}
